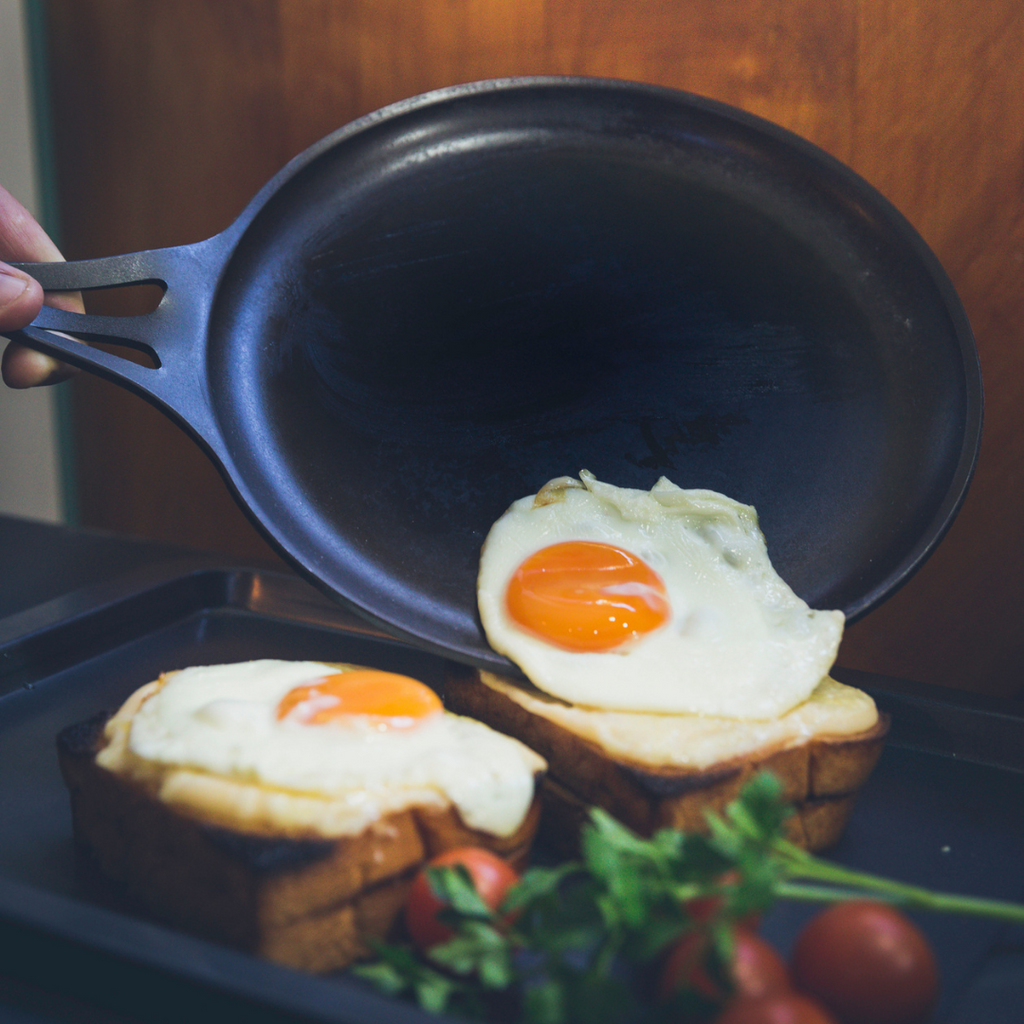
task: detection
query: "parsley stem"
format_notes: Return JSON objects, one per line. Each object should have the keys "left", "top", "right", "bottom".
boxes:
{"left": 772, "top": 840, "right": 1024, "bottom": 923}
{"left": 776, "top": 882, "right": 881, "bottom": 904}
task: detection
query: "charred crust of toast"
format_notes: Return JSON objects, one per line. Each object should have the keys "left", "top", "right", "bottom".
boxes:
{"left": 199, "top": 826, "right": 338, "bottom": 874}
{"left": 617, "top": 760, "right": 743, "bottom": 796}
{"left": 56, "top": 712, "right": 109, "bottom": 757}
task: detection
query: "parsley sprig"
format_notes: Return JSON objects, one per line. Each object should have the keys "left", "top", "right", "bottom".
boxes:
{"left": 354, "top": 773, "right": 1024, "bottom": 1022}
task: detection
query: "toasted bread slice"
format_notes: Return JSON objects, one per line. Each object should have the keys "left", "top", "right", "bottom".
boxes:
{"left": 58, "top": 670, "right": 544, "bottom": 974}
{"left": 444, "top": 667, "right": 887, "bottom": 854}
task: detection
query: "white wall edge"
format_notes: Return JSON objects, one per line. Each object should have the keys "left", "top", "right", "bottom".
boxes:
{"left": 0, "top": 0, "right": 64, "bottom": 524}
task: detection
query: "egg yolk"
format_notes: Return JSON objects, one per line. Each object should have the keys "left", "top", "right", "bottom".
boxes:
{"left": 506, "top": 540, "right": 671, "bottom": 652}
{"left": 276, "top": 670, "right": 443, "bottom": 728}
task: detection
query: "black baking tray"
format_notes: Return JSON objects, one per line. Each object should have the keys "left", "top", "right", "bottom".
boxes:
{"left": 1, "top": 566, "right": 1022, "bottom": 1024}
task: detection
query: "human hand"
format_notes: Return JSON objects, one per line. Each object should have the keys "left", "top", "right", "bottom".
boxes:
{"left": 0, "top": 183, "right": 84, "bottom": 388}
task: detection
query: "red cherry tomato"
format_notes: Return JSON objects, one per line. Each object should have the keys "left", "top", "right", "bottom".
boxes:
{"left": 686, "top": 870, "right": 740, "bottom": 924}
{"left": 659, "top": 928, "right": 790, "bottom": 1003}
{"left": 685, "top": 870, "right": 762, "bottom": 930}
{"left": 404, "top": 846, "right": 519, "bottom": 950}
{"left": 713, "top": 992, "right": 840, "bottom": 1024}
{"left": 658, "top": 932, "right": 722, "bottom": 1002}
{"left": 731, "top": 930, "right": 791, "bottom": 999}
{"left": 789, "top": 901, "right": 939, "bottom": 1024}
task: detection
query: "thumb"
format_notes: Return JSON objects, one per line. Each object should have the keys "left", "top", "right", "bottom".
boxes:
{"left": 0, "top": 261, "right": 44, "bottom": 332}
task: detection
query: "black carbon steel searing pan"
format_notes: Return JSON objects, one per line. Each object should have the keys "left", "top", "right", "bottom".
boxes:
{"left": 11, "top": 77, "right": 982, "bottom": 671}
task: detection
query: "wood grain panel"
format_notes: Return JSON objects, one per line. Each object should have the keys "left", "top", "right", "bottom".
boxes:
{"left": 39, "top": 0, "right": 1024, "bottom": 696}
{"left": 838, "top": 0, "right": 1024, "bottom": 693}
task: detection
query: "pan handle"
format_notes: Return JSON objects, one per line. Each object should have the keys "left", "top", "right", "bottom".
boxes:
{"left": 6, "top": 236, "right": 228, "bottom": 434}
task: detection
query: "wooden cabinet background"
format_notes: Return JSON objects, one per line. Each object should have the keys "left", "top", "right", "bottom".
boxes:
{"left": 40, "top": 0, "right": 1023, "bottom": 698}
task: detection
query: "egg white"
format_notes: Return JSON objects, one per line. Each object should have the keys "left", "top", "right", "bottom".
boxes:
{"left": 108, "top": 660, "right": 544, "bottom": 838}
{"left": 477, "top": 472, "right": 844, "bottom": 720}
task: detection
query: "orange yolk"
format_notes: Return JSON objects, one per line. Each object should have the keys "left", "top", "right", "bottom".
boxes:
{"left": 506, "top": 540, "right": 671, "bottom": 652}
{"left": 276, "top": 670, "right": 443, "bottom": 728}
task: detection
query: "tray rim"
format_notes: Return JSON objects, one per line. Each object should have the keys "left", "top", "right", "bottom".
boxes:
{"left": 0, "top": 560, "right": 391, "bottom": 694}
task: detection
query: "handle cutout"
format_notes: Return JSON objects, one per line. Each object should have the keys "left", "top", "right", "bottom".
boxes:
{"left": 71, "top": 336, "right": 160, "bottom": 370}
{"left": 84, "top": 282, "right": 165, "bottom": 317}
{"left": 43, "top": 284, "right": 167, "bottom": 370}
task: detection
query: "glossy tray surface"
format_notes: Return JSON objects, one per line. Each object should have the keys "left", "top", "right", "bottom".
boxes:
{"left": 1, "top": 568, "right": 1021, "bottom": 1024}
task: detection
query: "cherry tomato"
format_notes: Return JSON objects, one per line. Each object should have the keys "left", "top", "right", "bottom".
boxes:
{"left": 685, "top": 870, "right": 762, "bottom": 929}
{"left": 713, "top": 992, "right": 840, "bottom": 1024}
{"left": 789, "top": 901, "right": 939, "bottom": 1024}
{"left": 686, "top": 870, "right": 741, "bottom": 924}
{"left": 658, "top": 932, "right": 721, "bottom": 1002}
{"left": 659, "top": 928, "right": 790, "bottom": 1003}
{"left": 404, "top": 846, "right": 519, "bottom": 950}
{"left": 731, "top": 930, "right": 791, "bottom": 999}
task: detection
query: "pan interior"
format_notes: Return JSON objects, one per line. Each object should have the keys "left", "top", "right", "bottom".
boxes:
{"left": 207, "top": 85, "right": 972, "bottom": 663}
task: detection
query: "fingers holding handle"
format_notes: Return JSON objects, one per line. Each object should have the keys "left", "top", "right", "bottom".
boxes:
{"left": 0, "top": 184, "right": 84, "bottom": 388}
